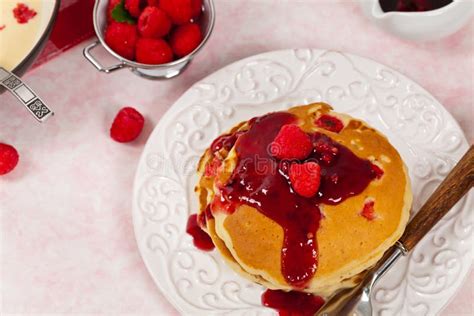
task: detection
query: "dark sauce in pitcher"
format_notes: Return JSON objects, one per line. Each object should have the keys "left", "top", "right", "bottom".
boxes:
{"left": 380, "top": 0, "right": 453, "bottom": 12}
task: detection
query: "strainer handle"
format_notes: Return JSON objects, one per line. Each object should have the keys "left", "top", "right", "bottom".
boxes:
{"left": 83, "top": 41, "right": 126, "bottom": 73}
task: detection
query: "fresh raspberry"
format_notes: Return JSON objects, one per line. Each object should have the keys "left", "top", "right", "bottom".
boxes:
{"left": 138, "top": 6, "right": 172, "bottom": 38}
{"left": 360, "top": 200, "right": 376, "bottom": 220}
{"left": 204, "top": 156, "right": 222, "bottom": 177}
{"left": 370, "top": 163, "right": 384, "bottom": 179}
{"left": 0, "top": 25, "right": 6, "bottom": 31}
{"left": 0, "top": 143, "right": 19, "bottom": 175}
{"left": 170, "top": 23, "right": 202, "bottom": 57}
{"left": 107, "top": 0, "right": 122, "bottom": 22}
{"left": 289, "top": 162, "right": 321, "bottom": 198}
{"left": 148, "top": 0, "right": 160, "bottom": 6}
{"left": 191, "top": 0, "right": 203, "bottom": 18}
{"left": 315, "top": 114, "right": 344, "bottom": 133}
{"left": 136, "top": 38, "right": 173, "bottom": 64}
{"left": 270, "top": 124, "right": 312, "bottom": 160}
{"left": 312, "top": 134, "right": 339, "bottom": 165}
{"left": 160, "top": 0, "right": 194, "bottom": 24}
{"left": 110, "top": 107, "right": 145, "bottom": 143}
{"left": 125, "top": 0, "right": 145, "bottom": 17}
{"left": 104, "top": 22, "right": 138, "bottom": 60}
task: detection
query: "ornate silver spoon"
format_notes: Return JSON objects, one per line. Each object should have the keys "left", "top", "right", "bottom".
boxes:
{"left": 0, "top": 66, "right": 53, "bottom": 122}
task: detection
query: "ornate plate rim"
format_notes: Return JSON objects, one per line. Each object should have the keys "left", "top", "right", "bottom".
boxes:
{"left": 132, "top": 49, "right": 472, "bottom": 315}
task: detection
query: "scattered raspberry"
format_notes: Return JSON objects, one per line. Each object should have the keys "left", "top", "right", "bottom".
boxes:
{"left": 107, "top": 0, "right": 122, "bottom": 22}
{"left": 104, "top": 22, "right": 138, "bottom": 60}
{"left": 110, "top": 107, "right": 145, "bottom": 142}
{"left": 370, "top": 163, "right": 384, "bottom": 179}
{"left": 313, "top": 134, "right": 339, "bottom": 165}
{"left": 13, "top": 3, "right": 37, "bottom": 24}
{"left": 191, "top": 0, "right": 203, "bottom": 18}
{"left": 138, "top": 6, "right": 172, "bottom": 38}
{"left": 360, "top": 200, "right": 376, "bottom": 220}
{"left": 0, "top": 25, "right": 5, "bottom": 31}
{"left": 204, "top": 156, "right": 222, "bottom": 177}
{"left": 315, "top": 114, "right": 344, "bottom": 133}
{"left": 160, "top": 0, "right": 194, "bottom": 24}
{"left": 289, "top": 162, "right": 321, "bottom": 198}
{"left": 148, "top": 0, "right": 160, "bottom": 6}
{"left": 136, "top": 38, "right": 173, "bottom": 64}
{"left": 0, "top": 143, "right": 19, "bottom": 175}
{"left": 170, "top": 23, "right": 202, "bottom": 57}
{"left": 270, "top": 124, "right": 312, "bottom": 160}
{"left": 125, "top": 0, "right": 145, "bottom": 17}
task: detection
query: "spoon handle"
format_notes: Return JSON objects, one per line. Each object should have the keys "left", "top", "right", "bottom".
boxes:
{"left": 0, "top": 67, "right": 54, "bottom": 122}
{"left": 400, "top": 145, "right": 474, "bottom": 251}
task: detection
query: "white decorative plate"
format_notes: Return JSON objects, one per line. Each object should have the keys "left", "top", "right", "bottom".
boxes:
{"left": 132, "top": 49, "right": 472, "bottom": 316}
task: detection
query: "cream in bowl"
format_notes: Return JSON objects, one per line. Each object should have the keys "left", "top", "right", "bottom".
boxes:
{"left": 0, "top": 1, "right": 56, "bottom": 71}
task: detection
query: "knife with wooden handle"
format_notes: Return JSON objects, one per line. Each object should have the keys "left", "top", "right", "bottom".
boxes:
{"left": 317, "top": 145, "right": 474, "bottom": 315}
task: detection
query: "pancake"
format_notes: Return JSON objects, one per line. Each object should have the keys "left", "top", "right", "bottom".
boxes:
{"left": 194, "top": 103, "right": 412, "bottom": 297}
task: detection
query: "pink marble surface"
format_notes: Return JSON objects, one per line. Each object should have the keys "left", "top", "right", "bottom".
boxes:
{"left": 1, "top": 0, "right": 472, "bottom": 314}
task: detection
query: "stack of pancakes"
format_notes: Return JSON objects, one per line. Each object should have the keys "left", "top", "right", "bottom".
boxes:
{"left": 194, "top": 103, "right": 412, "bottom": 297}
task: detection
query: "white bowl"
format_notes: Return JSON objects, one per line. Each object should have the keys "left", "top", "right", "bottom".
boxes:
{"left": 359, "top": 0, "right": 474, "bottom": 41}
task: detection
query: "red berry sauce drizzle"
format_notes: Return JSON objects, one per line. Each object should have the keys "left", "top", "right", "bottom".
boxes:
{"left": 186, "top": 133, "right": 243, "bottom": 251}
{"left": 189, "top": 111, "right": 380, "bottom": 314}
{"left": 219, "top": 112, "right": 377, "bottom": 287}
{"left": 262, "top": 289, "right": 325, "bottom": 316}
{"left": 210, "top": 131, "right": 244, "bottom": 153}
{"left": 379, "top": 0, "right": 452, "bottom": 12}
{"left": 13, "top": 3, "right": 37, "bottom": 24}
{"left": 186, "top": 213, "right": 214, "bottom": 251}
{"left": 0, "top": 25, "right": 5, "bottom": 31}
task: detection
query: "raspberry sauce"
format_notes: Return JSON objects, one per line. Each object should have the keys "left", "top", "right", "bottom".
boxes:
{"left": 315, "top": 114, "right": 344, "bottom": 133}
{"left": 13, "top": 3, "right": 37, "bottom": 24}
{"left": 379, "top": 0, "right": 452, "bottom": 12}
{"left": 262, "top": 289, "right": 325, "bottom": 316}
{"left": 186, "top": 214, "right": 214, "bottom": 251}
{"left": 218, "top": 112, "right": 376, "bottom": 287}
{"left": 210, "top": 132, "right": 243, "bottom": 153}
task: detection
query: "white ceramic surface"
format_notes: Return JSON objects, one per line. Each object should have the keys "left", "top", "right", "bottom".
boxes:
{"left": 132, "top": 49, "right": 472, "bottom": 315}
{"left": 359, "top": 0, "right": 474, "bottom": 41}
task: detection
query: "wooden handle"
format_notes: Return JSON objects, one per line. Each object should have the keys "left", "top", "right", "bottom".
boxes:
{"left": 400, "top": 146, "right": 474, "bottom": 251}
